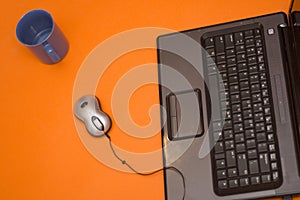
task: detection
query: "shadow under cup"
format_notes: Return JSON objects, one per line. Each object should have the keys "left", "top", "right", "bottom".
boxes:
{"left": 16, "top": 10, "right": 69, "bottom": 64}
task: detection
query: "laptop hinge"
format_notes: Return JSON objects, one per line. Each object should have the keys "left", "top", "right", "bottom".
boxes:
{"left": 278, "top": 23, "right": 300, "bottom": 176}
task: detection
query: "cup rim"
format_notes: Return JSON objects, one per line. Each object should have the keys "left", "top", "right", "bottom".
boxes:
{"left": 16, "top": 9, "right": 54, "bottom": 47}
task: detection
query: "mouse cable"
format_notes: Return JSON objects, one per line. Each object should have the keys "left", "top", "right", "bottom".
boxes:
{"left": 106, "top": 134, "right": 186, "bottom": 200}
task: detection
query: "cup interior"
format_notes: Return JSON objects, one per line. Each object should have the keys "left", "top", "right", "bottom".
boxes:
{"left": 16, "top": 10, "right": 53, "bottom": 46}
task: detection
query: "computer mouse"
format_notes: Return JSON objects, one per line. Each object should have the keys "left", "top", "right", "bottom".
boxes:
{"left": 74, "top": 95, "right": 111, "bottom": 137}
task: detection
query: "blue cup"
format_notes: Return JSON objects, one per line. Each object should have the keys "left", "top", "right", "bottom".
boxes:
{"left": 16, "top": 10, "right": 69, "bottom": 64}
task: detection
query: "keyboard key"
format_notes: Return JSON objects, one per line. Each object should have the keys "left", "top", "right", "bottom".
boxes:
{"left": 228, "top": 168, "right": 238, "bottom": 177}
{"left": 259, "top": 64, "right": 266, "bottom": 72}
{"left": 265, "top": 107, "right": 271, "bottom": 115}
{"left": 263, "top": 97, "right": 270, "bottom": 106}
{"left": 258, "top": 55, "right": 264, "bottom": 63}
{"left": 213, "top": 122, "right": 223, "bottom": 131}
{"left": 227, "top": 58, "right": 236, "bottom": 66}
{"left": 234, "top": 32, "right": 244, "bottom": 45}
{"left": 266, "top": 124, "right": 273, "bottom": 132}
{"left": 236, "top": 143, "right": 246, "bottom": 153}
{"left": 268, "top": 134, "right": 274, "bottom": 142}
{"left": 245, "top": 38, "right": 255, "bottom": 47}
{"left": 262, "top": 174, "right": 272, "bottom": 183}
{"left": 229, "top": 179, "right": 239, "bottom": 188}
{"left": 259, "top": 153, "right": 270, "bottom": 173}
{"left": 237, "top": 154, "right": 248, "bottom": 176}
{"left": 215, "top": 36, "right": 225, "bottom": 54}
{"left": 266, "top": 116, "right": 272, "bottom": 124}
{"left": 225, "top": 34, "right": 234, "bottom": 49}
{"left": 253, "top": 103, "right": 263, "bottom": 112}
{"left": 254, "top": 29, "right": 262, "bottom": 37}
{"left": 215, "top": 153, "right": 225, "bottom": 160}
{"left": 249, "top": 65, "right": 258, "bottom": 74}
{"left": 240, "top": 178, "right": 250, "bottom": 187}
{"left": 260, "top": 80, "right": 267, "bottom": 88}
{"left": 233, "top": 113, "right": 242, "bottom": 123}
{"left": 239, "top": 71, "right": 248, "bottom": 80}
{"left": 224, "top": 130, "right": 234, "bottom": 140}
{"left": 206, "top": 48, "right": 216, "bottom": 57}
{"left": 225, "top": 140, "right": 234, "bottom": 150}
{"left": 218, "top": 180, "right": 228, "bottom": 189}
{"left": 204, "top": 37, "right": 214, "bottom": 48}
{"left": 215, "top": 142, "right": 224, "bottom": 153}
{"left": 251, "top": 176, "right": 260, "bottom": 185}
{"left": 231, "top": 94, "right": 240, "bottom": 103}
{"left": 243, "top": 110, "right": 253, "bottom": 119}
{"left": 247, "top": 47, "right": 256, "bottom": 56}
{"left": 242, "top": 100, "right": 252, "bottom": 110}
{"left": 250, "top": 74, "right": 259, "bottom": 83}
{"left": 244, "top": 119, "right": 254, "bottom": 129}
{"left": 271, "top": 162, "right": 278, "bottom": 170}
{"left": 252, "top": 93, "right": 262, "bottom": 102}
{"left": 228, "top": 66, "right": 237, "bottom": 75}
{"left": 260, "top": 73, "right": 267, "bottom": 80}
{"left": 229, "top": 76, "right": 238, "bottom": 84}
{"left": 256, "top": 39, "right": 263, "bottom": 47}
{"left": 244, "top": 30, "right": 254, "bottom": 38}
{"left": 217, "top": 170, "right": 227, "bottom": 179}
{"left": 230, "top": 85, "right": 239, "bottom": 94}
{"left": 240, "top": 81, "right": 249, "bottom": 90}
{"left": 232, "top": 104, "right": 241, "bottom": 113}
{"left": 247, "top": 139, "right": 256, "bottom": 149}
{"left": 258, "top": 143, "right": 268, "bottom": 152}
{"left": 257, "top": 47, "right": 263, "bottom": 55}
{"left": 248, "top": 56, "right": 257, "bottom": 65}
{"left": 255, "top": 122, "right": 265, "bottom": 132}
{"left": 209, "top": 75, "right": 221, "bottom": 121}
{"left": 226, "top": 150, "right": 236, "bottom": 167}
{"left": 235, "top": 133, "right": 245, "bottom": 143}
{"left": 248, "top": 149, "right": 257, "bottom": 159}
{"left": 270, "top": 153, "right": 277, "bottom": 161}
{"left": 249, "top": 160, "right": 259, "bottom": 174}
{"left": 237, "top": 54, "right": 246, "bottom": 63}
{"left": 217, "top": 55, "right": 226, "bottom": 63}
{"left": 257, "top": 132, "right": 267, "bottom": 142}
{"left": 234, "top": 123, "right": 244, "bottom": 133}
{"left": 269, "top": 144, "right": 276, "bottom": 152}
{"left": 223, "top": 120, "right": 232, "bottom": 130}
{"left": 273, "top": 171, "right": 279, "bottom": 181}
{"left": 218, "top": 64, "right": 227, "bottom": 73}
{"left": 254, "top": 112, "right": 264, "bottom": 122}
{"left": 241, "top": 90, "right": 250, "bottom": 99}
{"left": 236, "top": 45, "right": 245, "bottom": 53}
{"left": 251, "top": 84, "right": 260, "bottom": 93}
{"left": 216, "top": 159, "right": 226, "bottom": 169}
{"left": 237, "top": 63, "right": 247, "bottom": 71}
{"left": 226, "top": 49, "right": 235, "bottom": 57}
{"left": 245, "top": 129, "right": 255, "bottom": 139}
{"left": 213, "top": 131, "right": 223, "bottom": 141}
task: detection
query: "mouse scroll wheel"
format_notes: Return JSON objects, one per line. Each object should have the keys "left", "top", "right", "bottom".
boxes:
{"left": 91, "top": 116, "right": 104, "bottom": 131}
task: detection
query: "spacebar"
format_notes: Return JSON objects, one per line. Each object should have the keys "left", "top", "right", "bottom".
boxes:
{"left": 208, "top": 75, "right": 221, "bottom": 122}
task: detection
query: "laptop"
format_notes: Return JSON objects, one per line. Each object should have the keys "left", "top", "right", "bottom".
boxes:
{"left": 157, "top": 0, "right": 300, "bottom": 199}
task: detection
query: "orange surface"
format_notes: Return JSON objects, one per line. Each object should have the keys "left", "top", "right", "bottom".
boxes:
{"left": 0, "top": 0, "right": 299, "bottom": 199}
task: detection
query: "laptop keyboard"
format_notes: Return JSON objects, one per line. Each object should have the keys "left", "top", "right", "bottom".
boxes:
{"left": 202, "top": 24, "right": 283, "bottom": 196}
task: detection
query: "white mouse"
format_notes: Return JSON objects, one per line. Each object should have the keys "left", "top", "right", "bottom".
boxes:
{"left": 74, "top": 95, "right": 111, "bottom": 137}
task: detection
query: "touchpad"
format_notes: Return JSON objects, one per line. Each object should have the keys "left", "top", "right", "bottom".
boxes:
{"left": 166, "top": 89, "right": 204, "bottom": 141}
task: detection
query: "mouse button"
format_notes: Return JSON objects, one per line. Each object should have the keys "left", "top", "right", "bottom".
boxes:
{"left": 92, "top": 116, "right": 104, "bottom": 131}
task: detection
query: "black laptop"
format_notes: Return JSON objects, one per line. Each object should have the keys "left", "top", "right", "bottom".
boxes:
{"left": 157, "top": 0, "right": 300, "bottom": 199}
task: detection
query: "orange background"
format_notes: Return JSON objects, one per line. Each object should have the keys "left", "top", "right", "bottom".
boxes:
{"left": 0, "top": 0, "right": 298, "bottom": 199}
